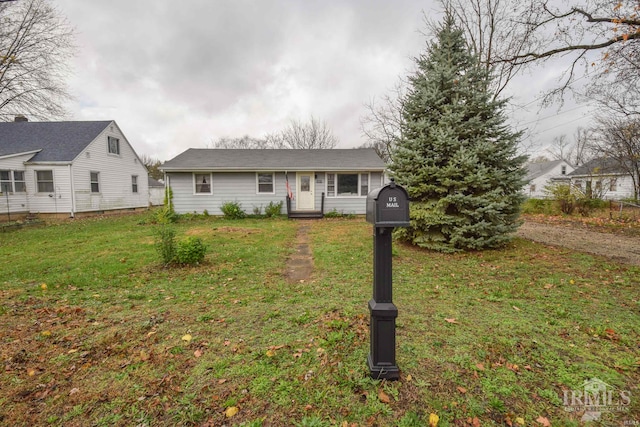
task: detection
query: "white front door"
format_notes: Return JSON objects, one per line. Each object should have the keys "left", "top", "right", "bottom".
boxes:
{"left": 296, "top": 172, "right": 315, "bottom": 210}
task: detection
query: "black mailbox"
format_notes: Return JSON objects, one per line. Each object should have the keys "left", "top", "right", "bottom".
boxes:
{"left": 366, "top": 180, "right": 410, "bottom": 228}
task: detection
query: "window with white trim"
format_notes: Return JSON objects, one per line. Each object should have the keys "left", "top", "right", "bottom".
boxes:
{"left": 36, "top": 170, "right": 54, "bottom": 193}
{"left": 257, "top": 172, "right": 275, "bottom": 194}
{"left": 108, "top": 136, "right": 120, "bottom": 155}
{"left": 90, "top": 172, "right": 100, "bottom": 193}
{"left": 194, "top": 173, "right": 212, "bottom": 194}
{"left": 326, "top": 173, "right": 370, "bottom": 197}
{"left": 0, "top": 170, "right": 11, "bottom": 193}
{"left": 131, "top": 175, "right": 138, "bottom": 193}
{"left": 609, "top": 178, "right": 617, "bottom": 192}
{"left": 13, "top": 171, "right": 26, "bottom": 192}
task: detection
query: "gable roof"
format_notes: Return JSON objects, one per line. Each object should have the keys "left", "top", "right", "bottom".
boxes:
{"left": 160, "top": 148, "right": 386, "bottom": 172}
{"left": 525, "top": 160, "right": 567, "bottom": 181}
{"left": 0, "top": 121, "right": 112, "bottom": 162}
{"left": 568, "top": 157, "right": 637, "bottom": 177}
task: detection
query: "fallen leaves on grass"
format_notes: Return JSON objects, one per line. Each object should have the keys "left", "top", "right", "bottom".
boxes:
{"left": 378, "top": 390, "right": 391, "bottom": 403}
{"left": 224, "top": 406, "right": 239, "bottom": 418}
{"left": 181, "top": 334, "right": 192, "bottom": 343}
{"left": 536, "top": 416, "right": 551, "bottom": 426}
{"left": 444, "top": 318, "right": 458, "bottom": 324}
{"left": 429, "top": 413, "right": 439, "bottom": 427}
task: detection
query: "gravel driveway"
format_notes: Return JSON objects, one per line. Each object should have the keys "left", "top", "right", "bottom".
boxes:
{"left": 516, "top": 221, "right": 640, "bottom": 266}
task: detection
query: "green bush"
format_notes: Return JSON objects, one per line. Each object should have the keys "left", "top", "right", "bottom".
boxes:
{"left": 545, "top": 183, "right": 580, "bottom": 215}
{"left": 521, "top": 198, "right": 554, "bottom": 215}
{"left": 155, "top": 226, "right": 176, "bottom": 265}
{"left": 175, "top": 237, "right": 207, "bottom": 265}
{"left": 220, "top": 201, "right": 245, "bottom": 219}
{"left": 264, "top": 201, "right": 283, "bottom": 218}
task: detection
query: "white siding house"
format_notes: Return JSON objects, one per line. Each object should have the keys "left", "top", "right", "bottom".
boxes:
{"left": 160, "top": 149, "right": 387, "bottom": 216}
{"left": 524, "top": 160, "right": 574, "bottom": 198}
{"left": 0, "top": 119, "right": 149, "bottom": 219}
{"left": 567, "top": 158, "right": 639, "bottom": 200}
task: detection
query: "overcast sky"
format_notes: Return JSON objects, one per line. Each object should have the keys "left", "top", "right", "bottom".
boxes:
{"left": 52, "top": 0, "right": 594, "bottom": 161}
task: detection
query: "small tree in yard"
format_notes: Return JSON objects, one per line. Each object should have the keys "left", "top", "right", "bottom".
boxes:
{"left": 390, "top": 14, "right": 527, "bottom": 252}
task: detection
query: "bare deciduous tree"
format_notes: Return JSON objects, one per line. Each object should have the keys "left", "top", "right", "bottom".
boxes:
{"left": 506, "top": 0, "right": 640, "bottom": 109}
{"left": 0, "top": 0, "right": 75, "bottom": 121}
{"left": 209, "top": 135, "right": 268, "bottom": 149}
{"left": 139, "top": 154, "right": 163, "bottom": 181}
{"left": 441, "top": 0, "right": 540, "bottom": 99}
{"left": 267, "top": 116, "right": 337, "bottom": 149}
{"left": 359, "top": 82, "right": 406, "bottom": 162}
{"left": 545, "top": 129, "right": 595, "bottom": 166}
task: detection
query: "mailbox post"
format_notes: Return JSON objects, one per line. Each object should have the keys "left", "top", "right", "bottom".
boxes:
{"left": 365, "top": 179, "right": 410, "bottom": 380}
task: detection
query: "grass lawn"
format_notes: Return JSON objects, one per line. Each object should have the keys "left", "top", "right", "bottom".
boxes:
{"left": 0, "top": 212, "right": 639, "bottom": 426}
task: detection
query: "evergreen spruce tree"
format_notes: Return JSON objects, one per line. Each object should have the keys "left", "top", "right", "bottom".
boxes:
{"left": 390, "top": 14, "right": 527, "bottom": 252}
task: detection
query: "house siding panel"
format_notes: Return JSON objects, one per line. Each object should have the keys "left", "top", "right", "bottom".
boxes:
{"left": 167, "top": 170, "right": 385, "bottom": 215}
{"left": 72, "top": 122, "right": 149, "bottom": 213}
{"left": 28, "top": 166, "right": 73, "bottom": 214}
{"left": 0, "top": 153, "right": 33, "bottom": 214}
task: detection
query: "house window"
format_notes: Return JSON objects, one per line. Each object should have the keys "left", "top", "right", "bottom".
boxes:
{"left": 326, "top": 173, "right": 369, "bottom": 197}
{"left": 360, "top": 173, "right": 369, "bottom": 195}
{"left": 595, "top": 180, "right": 602, "bottom": 192}
{"left": 131, "top": 175, "right": 138, "bottom": 193}
{"left": 108, "top": 136, "right": 120, "bottom": 155}
{"left": 13, "top": 171, "right": 26, "bottom": 192}
{"left": 90, "top": 172, "right": 100, "bottom": 193}
{"left": 0, "top": 170, "right": 11, "bottom": 193}
{"left": 36, "top": 170, "right": 54, "bottom": 193}
{"left": 561, "top": 165, "right": 567, "bottom": 175}
{"left": 530, "top": 184, "right": 536, "bottom": 194}
{"left": 194, "top": 173, "right": 212, "bottom": 194}
{"left": 573, "top": 180, "right": 583, "bottom": 191}
{"left": 610, "top": 178, "right": 617, "bottom": 192}
{"left": 257, "top": 173, "right": 275, "bottom": 194}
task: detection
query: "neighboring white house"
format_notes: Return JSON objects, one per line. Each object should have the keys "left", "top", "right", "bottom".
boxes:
{"left": 0, "top": 118, "right": 150, "bottom": 219}
{"left": 524, "top": 160, "right": 574, "bottom": 198}
{"left": 567, "top": 157, "right": 639, "bottom": 200}
{"left": 159, "top": 148, "right": 387, "bottom": 217}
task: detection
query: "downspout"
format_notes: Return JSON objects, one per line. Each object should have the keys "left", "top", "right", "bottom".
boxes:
{"left": 68, "top": 164, "right": 76, "bottom": 218}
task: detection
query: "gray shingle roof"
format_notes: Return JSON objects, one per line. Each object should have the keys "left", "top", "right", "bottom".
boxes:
{"left": 525, "top": 160, "right": 565, "bottom": 181}
{"left": 0, "top": 121, "right": 112, "bottom": 162}
{"left": 160, "top": 148, "right": 386, "bottom": 171}
{"left": 568, "top": 157, "right": 636, "bottom": 176}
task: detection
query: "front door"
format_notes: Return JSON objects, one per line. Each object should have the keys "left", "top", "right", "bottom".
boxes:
{"left": 296, "top": 172, "right": 315, "bottom": 210}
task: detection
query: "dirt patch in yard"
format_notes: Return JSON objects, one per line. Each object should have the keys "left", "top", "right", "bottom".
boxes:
{"left": 284, "top": 222, "right": 314, "bottom": 283}
{"left": 516, "top": 219, "right": 640, "bottom": 266}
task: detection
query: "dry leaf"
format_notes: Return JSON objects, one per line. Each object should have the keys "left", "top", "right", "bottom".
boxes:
{"left": 378, "top": 390, "right": 391, "bottom": 403}
{"left": 69, "top": 387, "right": 80, "bottom": 395}
{"left": 543, "top": 284, "right": 554, "bottom": 289}
{"left": 444, "top": 318, "right": 458, "bottom": 324}
{"left": 512, "top": 306, "right": 521, "bottom": 311}
{"left": 405, "top": 374, "right": 412, "bottom": 381}
{"left": 140, "top": 350, "right": 150, "bottom": 361}
{"left": 516, "top": 417, "right": 525, "bottom": 425}
{"left": 536, "top": 416, "right": 551, "bottom": 426}
{"left": 194, "top": 349, "right": 203, "bottom": 358}
{"left": 457, "top": 386, "right": 467, "bottom": 394}
{"left": 476, "top": 363, "right": 485, "bottom": 371}
{"left": 181, "top": 334, "right": 192, "bottom": 343}
{"left": 27, "top": 368, "right": 36, "bottom": 376}
{"left": 429, "top": 413, "right": 439, "bottom": 427}
{"left": 217, "top": 378, "right": 227, "bottom": 384}
{"left": 40, "top": 283, "right": 47, "bottom": 290}
{"left": 266, "top": 350, "right": 275, "bottom": 357}
{"left": 224, "top": 406, "right": 239, "bottom": 418}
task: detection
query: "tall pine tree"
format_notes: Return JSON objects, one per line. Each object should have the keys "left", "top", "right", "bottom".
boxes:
{"left": 390, "top": 14, "right": 527, "bottom": 252}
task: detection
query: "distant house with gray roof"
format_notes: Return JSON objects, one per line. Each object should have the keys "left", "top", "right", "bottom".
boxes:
{"left": 524, "top": 159, "right": 574, "bottom": 198}
{"left": 159, "top": 148, "right": 386, "bottom": 216}
{"left": 0, "top": 118, "right": 149, "bottom": 219}
{"left": 567, "top": 157, "right": 639, "bottom": 200}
